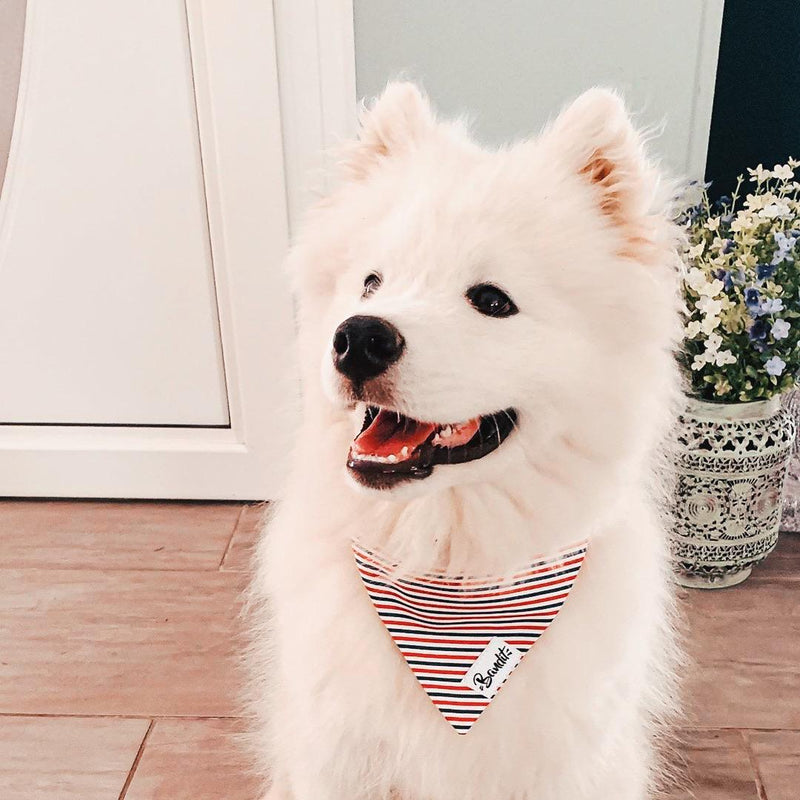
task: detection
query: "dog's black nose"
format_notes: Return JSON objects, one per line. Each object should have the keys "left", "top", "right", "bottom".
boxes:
{"left": 332, "top": 315, "right": 405, "bottom": 382}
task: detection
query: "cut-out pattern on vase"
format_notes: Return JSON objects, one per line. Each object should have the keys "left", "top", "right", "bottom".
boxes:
{"left": 670, "top": 397, "right": 795, "bottom": 588}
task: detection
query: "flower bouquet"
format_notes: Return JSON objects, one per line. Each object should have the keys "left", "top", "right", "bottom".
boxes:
{"left": 670, "top": 161, "right": 799, "bottom": 588}
{"left": 679, "top": 160, "right": 800, "bottom": 401}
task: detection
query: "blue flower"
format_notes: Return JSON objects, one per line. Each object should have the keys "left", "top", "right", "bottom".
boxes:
{"left": 766, "top": 355, "right": 786, "bottom": 376}
{"left": 714, "top": 268, "right": 734, "bottom": 290}
{"left": 749, "top": 318, "right": 770, "bottom": 341}
{"left": 771, "top": 231, "right": 797, "bottom": 265}
{"left": 745, "top": 287, "right": 761, "bottom": 313}
{"left": 721, "top": 239, "right": 734, "bottom": 254}
{"left": 757, "top": 263, "right": 777, "bottom": 280}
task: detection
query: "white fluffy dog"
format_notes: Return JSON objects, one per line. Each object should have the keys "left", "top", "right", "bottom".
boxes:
{"left": 249, "top": 83, "right": 683, "bottom": 800}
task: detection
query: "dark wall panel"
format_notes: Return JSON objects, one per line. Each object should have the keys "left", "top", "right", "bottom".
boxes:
{"left": 705, "top": 0, "right": 800, "bottom": 199}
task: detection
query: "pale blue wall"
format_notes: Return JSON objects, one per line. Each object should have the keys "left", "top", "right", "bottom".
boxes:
{"left": 353, "top": 0, "right": 717, "bottom": 175}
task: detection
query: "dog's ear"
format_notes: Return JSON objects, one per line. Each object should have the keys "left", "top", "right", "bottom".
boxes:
{"left": 340, "top": 82, "right": 435, "bottom": 180}
{"left": 546, "top": 89, "right": 655, "bottom": 246}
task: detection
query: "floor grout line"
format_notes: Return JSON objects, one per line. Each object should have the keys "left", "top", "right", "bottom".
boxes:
{"left": 218, "top": 505, "right": 247, "bottom": 570}
{"left": 0, "top": 712, "right": 243, "bottom": 720}
{"left": 740, "top": 729, "right": 769, "bottom": 800}
{"left": 118, "top": 718, "right": 154, "bottom": 800}
{"left": 680, "top": 725, "right": 800, "bottom": 733}
{"left": 0, "top": 565, "right": 248, "bottom": 574}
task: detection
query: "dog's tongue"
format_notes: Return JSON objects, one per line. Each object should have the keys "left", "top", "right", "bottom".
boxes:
{"left": 352, "top": 410, "right": 483, "bottom": 462}
{"left": 353, "top": 411, "right": 437, "bottom": 459}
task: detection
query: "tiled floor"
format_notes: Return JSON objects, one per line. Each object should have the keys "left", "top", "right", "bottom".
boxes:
{"left": 0, "top": 501, "right": 797, "bottom": 798}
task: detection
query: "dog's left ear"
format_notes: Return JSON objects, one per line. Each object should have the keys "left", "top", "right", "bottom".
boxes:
{"left": 340, "top": 82, "right": 436, "bottom": 180}
{"left": 546, "top": 89, "right": 654, "bottom": 238}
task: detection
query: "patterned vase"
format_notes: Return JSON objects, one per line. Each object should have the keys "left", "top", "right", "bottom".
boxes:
{"left": 670, "top": 396, "right": 796, "bottom": 589}
{"left": 779, "top": 388, "right": 800, "bottom": 532}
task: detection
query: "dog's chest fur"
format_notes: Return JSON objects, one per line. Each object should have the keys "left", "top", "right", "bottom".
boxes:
{"left": 256, "top": 485, "right": 675, "bottom": 800}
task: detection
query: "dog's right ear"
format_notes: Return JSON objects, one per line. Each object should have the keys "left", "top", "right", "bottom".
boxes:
{"left": 340, "top": 82, "right": 435, "bottom": 180}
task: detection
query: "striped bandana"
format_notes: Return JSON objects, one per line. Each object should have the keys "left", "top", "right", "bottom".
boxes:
{"left": 352, "top": 540, "right": 588, "bottom": 734}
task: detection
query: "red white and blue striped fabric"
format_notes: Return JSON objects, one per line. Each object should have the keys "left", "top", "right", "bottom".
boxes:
{"left": 353, "top": 540, "right": 588, "bottom": 734}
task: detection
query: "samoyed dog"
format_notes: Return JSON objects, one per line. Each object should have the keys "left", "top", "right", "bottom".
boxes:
{"left": 249, "top": 83, "right": 683, "bottom": 800}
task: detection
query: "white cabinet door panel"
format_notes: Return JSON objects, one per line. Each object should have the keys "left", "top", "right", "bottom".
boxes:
{"left": 0, "top": 0, "right": 228, "bottom": 425}
{"left": 0, "top": 0, "right": 296, "bottom": 498}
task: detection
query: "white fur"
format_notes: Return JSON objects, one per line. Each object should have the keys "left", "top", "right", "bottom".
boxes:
{"left": 248, "top": 83, "right": 684, "bottom": 800}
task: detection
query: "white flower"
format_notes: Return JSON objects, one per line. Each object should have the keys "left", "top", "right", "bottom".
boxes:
{"left": 705, "top": 216, "right": 721, "bottom": 231}
{"left": 685, "top": 320, "right": 703, "bottom": 338}
{"left": 766, "top": 355, "right": 786, "bottom": 377}
{"left": 748, "top": 163, "right": 770, "bottom": 183}
{"left": 759, "top": 201, "right": 792, "bottom": 219}
{"left": 745, "top": 192, "right": 769, "bottom": 210}
{"left": 772, "top": 164, "right": 795, "bottom": 180}
{"left": 696, "top": 296, "right": 724, "bottom": 318}
{"left": 704, "top": 333, "right": 723, "bottom": 353}
{"left": 686, "top": 267, "right": 709, "bottom": 293}
{"left": 701, "top": 278, "right": 724, "bottom": 297}
{"left": 691, "top": 353, "right": 707, "bottom": 371}
{"left": 713, "top": 349, "right": 737, "bottom": 366}
{"left": 730, "top": 213, "right": 755, "bottom": 233}
{"left": 771, "top": 319, "right": 791, "bottom": 340}
{"left": 700, "top": 315, "right": 721, "bottom": 335}
{"left": 687, "top": 242, "right": 705, "bottom": 259}
{"left": 685, "top": 267, "right": 723, "bottom": 298}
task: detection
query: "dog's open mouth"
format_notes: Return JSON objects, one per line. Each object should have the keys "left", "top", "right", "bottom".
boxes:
{"left": 347, "top": 406, "right": 517, "bottom": 488}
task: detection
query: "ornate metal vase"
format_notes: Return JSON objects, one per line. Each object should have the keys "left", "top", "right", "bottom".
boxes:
{"left": 670, "top": 396, "right": 796, "bottom": 589}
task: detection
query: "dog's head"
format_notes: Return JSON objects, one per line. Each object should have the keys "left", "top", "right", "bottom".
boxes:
{"left": 289, "top": 83, "right": 680, "bottom": 497}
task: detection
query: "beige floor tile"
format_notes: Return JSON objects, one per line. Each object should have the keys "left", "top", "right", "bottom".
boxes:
{"left": 686, "top": 662, "right": 800, "bottom": 730}
{"left": 0, "top": 715, "right": 148, "bottom": 800}
{"left": 747, "top": 730, "right": 800, "bottom": 800}
{"left": 663, "top": 729, "right": 760, "bottom": 800}
{"left": 0, "top": 500, "right": 243, "bottom": 570}
{"left": 754, "top": 532, "right": 800, "bottom": 581}
{"left": 221, "top": 504, "right": 267, "bottom": 572}
{"left": 124, "top": 718, "right": 261, "bottom": 800}
{"left": 0, "top": 569, "right": 247, "bottom": 716}
{"left": 679, "top": 581, "right": 800, "bottom": 728}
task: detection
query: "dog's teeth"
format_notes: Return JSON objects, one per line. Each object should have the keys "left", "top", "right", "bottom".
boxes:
{"left": 387, "top": 454, "right": 397, "bottom": 463}
{"left": 401, "top": 446, "right": 409, "bottom": 457}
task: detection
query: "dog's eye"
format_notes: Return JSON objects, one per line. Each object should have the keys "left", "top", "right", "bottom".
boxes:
{"left": 466, "top": 283, "right": 518, "bottom": 318}
{"left": 362, "top": 272, "right": 382, "bottom": 298}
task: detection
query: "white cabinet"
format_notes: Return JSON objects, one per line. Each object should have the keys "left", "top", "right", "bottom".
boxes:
{"left": 0, "top": 0, "right": 299, "bottom": 498}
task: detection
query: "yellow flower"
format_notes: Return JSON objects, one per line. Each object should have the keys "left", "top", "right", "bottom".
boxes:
{"left": 730, "top": 212, "right": 756, "bottom": 233}
{"left": 720, "top": 305, "right": 748, "bottom": 334}
{"left": 687, "top": 242, "right": 705, "bottom": 259}
{"left": 714, "top": 375, "right": 732, "bottom": 396}
{"left": 737, "top": 252, "right": 757, "bottom": 269}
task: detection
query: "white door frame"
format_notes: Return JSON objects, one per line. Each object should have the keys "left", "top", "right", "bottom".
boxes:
{"left": 0, "top": 0, "right": 359, "bottom": 500}
{"left": 273, "top": 0, "right": 358, "bottom": 235}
